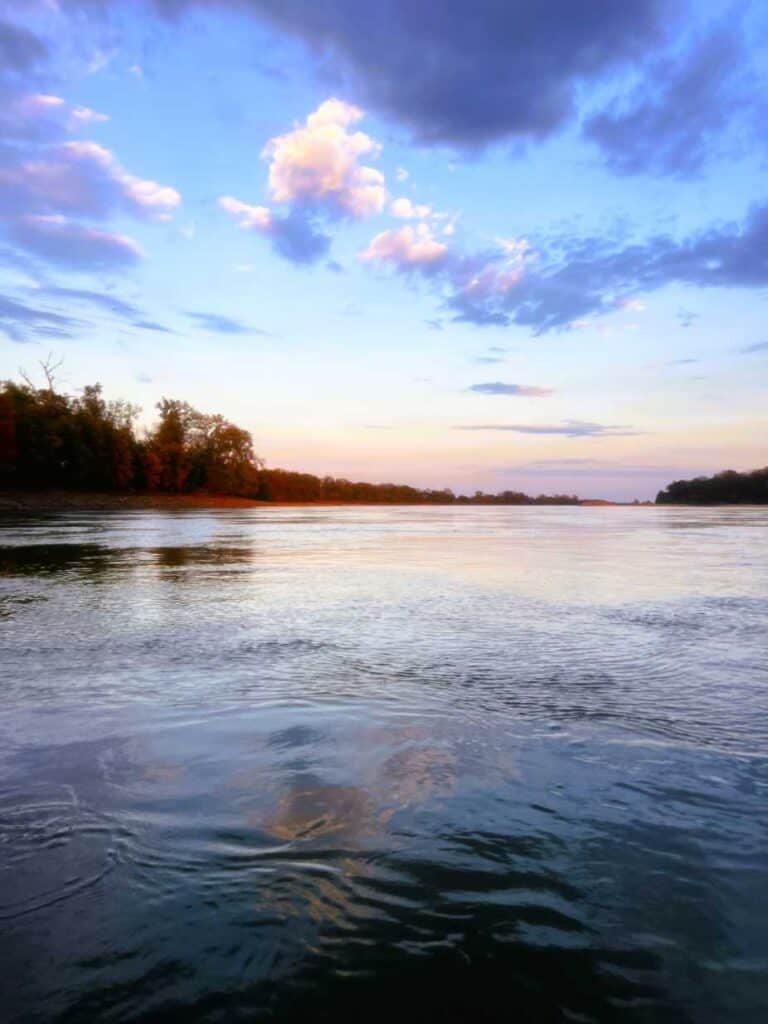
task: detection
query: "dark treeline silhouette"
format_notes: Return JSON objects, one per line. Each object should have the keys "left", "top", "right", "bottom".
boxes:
{"left": 0, "top": 373, "right": 578, "bottom": 504}
{"left": 656, "top": 467, "right": 768, "bottom": 504}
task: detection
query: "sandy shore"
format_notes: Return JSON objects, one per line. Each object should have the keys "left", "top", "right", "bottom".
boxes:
{"left": 0, "top": 490, "right": 358, "bottom": 512}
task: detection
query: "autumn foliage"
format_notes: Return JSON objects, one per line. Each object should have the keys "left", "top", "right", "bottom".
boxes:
{"left": 0, "top": 375, "right": 580, "bottom": 504}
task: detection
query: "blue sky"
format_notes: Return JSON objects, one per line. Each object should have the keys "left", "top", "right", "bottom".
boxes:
{"left": 1, "top": 0, "right": 766, "bottom": 499}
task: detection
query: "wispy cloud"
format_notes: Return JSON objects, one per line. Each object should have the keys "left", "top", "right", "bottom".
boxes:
{"left": 455, "top": 420, "right": 640, "bottom": 438}
{"left": 186, "top": 311, "right": 270, "bottom": 335}
{"left": 134, "top": 319, "right": 174, "bottom": 333}
{"left": 0, "top": 293, "right": 80, "bottom": 343}
{"left": 740, "top": 341, "right": 768, "bottom": 354}
{"left": 467, "top": 382, "right": 553, "bottom": 396}
{"left": 35, "top": 285, "right": 140, "bottom": 319}
{"left": 503, "top": 460, "right": 700, "bottom": 478}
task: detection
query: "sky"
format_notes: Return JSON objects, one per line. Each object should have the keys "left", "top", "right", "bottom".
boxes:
{"left": 1, "top": 0, "right": 766, "bottom": 500}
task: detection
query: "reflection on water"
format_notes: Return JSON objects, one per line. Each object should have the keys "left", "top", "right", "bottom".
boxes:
{"left": 0, "top": 506, "right": 767, "bottom": 1022}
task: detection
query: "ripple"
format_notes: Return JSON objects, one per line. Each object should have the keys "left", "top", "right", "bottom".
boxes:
{"left": 0, "top": 783, "right": 125, "bottom": 921}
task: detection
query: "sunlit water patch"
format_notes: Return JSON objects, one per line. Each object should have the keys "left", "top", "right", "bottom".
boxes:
{"left": 1, "top": 506, "right": 767, "bottom": 1022}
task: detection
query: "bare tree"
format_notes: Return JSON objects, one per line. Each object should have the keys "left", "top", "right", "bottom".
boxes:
{"left": 17, "top": 353, "right": 64, "bottom": 391}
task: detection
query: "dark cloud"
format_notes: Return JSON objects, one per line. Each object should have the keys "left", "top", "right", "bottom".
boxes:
{"left": 584, "top": 27, "right": 747, "bottom": 177}
{"left": 0, "top": 293, "right": 80, "bottom": 343}
{"left": 147, "top": 0, "right": 677, "bottom": 147}
{"left": 269, "top": 210, "right": 331, "bottom": 265}
{"left": 186, "top": 311, "right": 270, "bottom": 335}
{"left": 455, "top": 420, "right": 640, "bottom": 438}
{"left": 0, "top": 20, "right": 48, "bottom": 74}
{"left": 467, "top": 382, "right": 553, "bottom": 396}
{"left": 42, "top": 1, "right": 759, "bottom": 176}
{"left": 740, "top": 340, "right": 768, "bottom": 354}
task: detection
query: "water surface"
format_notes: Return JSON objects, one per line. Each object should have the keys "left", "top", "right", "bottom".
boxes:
{"left": 1, "top": 506, "right": 767, "bottom": 1022}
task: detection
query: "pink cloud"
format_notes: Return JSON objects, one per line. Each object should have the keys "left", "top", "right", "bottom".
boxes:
{"left": 0, "top": 141, "right": 180, "bottom": 220}
{"left": 218, "top": 195, "right": 273, "bottom": 233}
{"left": 263, "top": 98, "right": 386, "bottom": 218}
{"left": 9, "top": 215, "right": 143, "bottom": 269}
{"left": 359, "top": 224, "right": 448, "bottom": 268}
{"left": 390, "top": 196, "right": 432, "bottom": 219}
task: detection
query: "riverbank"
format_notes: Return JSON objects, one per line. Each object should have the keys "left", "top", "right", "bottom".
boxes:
{"left": 0, "top": 491, "right": 662, "bottom": 512}
{"left": 0, "top": 490, "right": 331, "bottom": 512}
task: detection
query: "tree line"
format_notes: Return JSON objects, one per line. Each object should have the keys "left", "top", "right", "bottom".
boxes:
{"left": 656, "top": 468, "right": 768, "bottom": 504}
{"left": 0, "top": 373, "right": 581, "bottom": 504}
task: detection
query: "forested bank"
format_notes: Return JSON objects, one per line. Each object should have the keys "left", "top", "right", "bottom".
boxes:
{"left": 656, "top": 468, "right": 768, "bottom": 504}
{"left": 0, "top": 377, "right": 579, "bottom": 505}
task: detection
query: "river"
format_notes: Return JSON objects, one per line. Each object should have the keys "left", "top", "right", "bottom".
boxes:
{"left": 1, "top": 505, "right": 766, "bottom": 1022}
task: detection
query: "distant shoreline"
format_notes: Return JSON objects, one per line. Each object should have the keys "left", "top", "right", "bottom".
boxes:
{"left": 0, "top": 490, "right": 660, "bottom": 512}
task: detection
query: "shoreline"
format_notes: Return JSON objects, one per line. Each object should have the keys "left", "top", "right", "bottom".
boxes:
{"left": 0, "top": 491, "right": 376, "bottom": 512}
{"left": 0, "top": 490, "right": 662, "bottom": 512}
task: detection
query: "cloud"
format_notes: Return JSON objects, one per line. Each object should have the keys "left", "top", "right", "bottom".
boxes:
{"left": 359, "top": 223, "right": 448, "bottom": 269}
{"left": 390, "top": 197, "right": 431, "bottom": 219}
{"left": 48, "top": 2, "right": 757, "bottom": 175}
{"left": 504, "top": 460, "right": 696, "bottom": 479}
{"left": 134, "top": 319, "right": 174, "bottom": 333}
{"left": 186, "top": 311, "right": 270, "bottom": 335}
{"left": 7, "top": 215, "right": 142, "bottom": 269}
{"left": 454, "top": 421, "right": 640, "bottom": 438}
{"left": 0, "top": 31, "right": 179, "bottom": 273}
{"left": 219, "top": 99, "right": 384, "bottom": 264}
{"left": 0, "top": 20, "right": 48, "bottom": 74}
{"left": 264, "top": 98, "right": 385, "bottom": 218}
{"left": 167, "top": 0, "right": 681, "bottom": 148}
{"left": 395, "top": 167, "right": 409, "bottom": 182}
{"left": 218, "top": 195, "right": 331, "bottom": 263}
{"left": 0, "top": 293, "right": 80, "bottom": 343}
{"left": 467, "top": 382, "right": 553, "bottom": 396}
{"left": 740, "top": 341, "right": 768, "bottom": 354}
{"left": 616, "top": 296, "right": 646, "bottom": 312}
{"left": 584, "top": 27, "right": 747, "bottom": 177}
{"left": 0, "top": 141, "right": 180, "bottom": 221}
{"left": 218, "top": 195, "right": 272, "bottom": 231}
{"left": 36, "top": 285, "right": 141, "bottom": 319}
{"left": 473, "top": 356, "right": 504, "bottom": 364}
{"left": 20, "top": 286, "right": 174, "bottom": 333}
{"left": 361, "top": 198, "right": 768, "bottom": 332}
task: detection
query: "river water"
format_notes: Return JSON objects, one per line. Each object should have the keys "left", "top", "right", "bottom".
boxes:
{"left": 1, "top": 506, "right": 766, "bottom": 1022}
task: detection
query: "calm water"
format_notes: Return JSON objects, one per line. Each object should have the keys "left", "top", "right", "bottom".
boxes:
{"left": 1, "top": 506, "right": 767, "bottom": 1022}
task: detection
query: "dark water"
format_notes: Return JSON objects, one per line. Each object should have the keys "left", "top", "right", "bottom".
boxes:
{"left": 1, "top": 506, "right": 766, "bottom": 1023}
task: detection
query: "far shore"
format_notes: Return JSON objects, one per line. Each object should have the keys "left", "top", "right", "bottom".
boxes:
{"left": 0, "top": 490, "right": 660, "bottom": 512}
